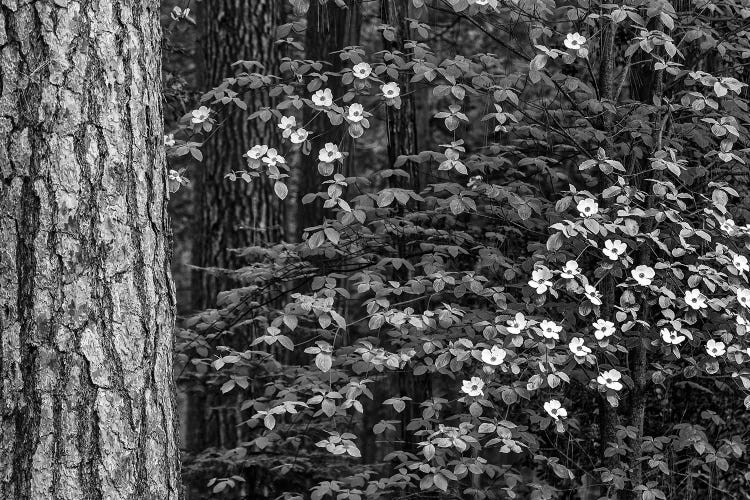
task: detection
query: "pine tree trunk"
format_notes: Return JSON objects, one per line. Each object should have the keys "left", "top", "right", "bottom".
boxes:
{"left": 0, "top": 1, "right": 181, "bottom": 499}
{"left": 192, "top": 0, "right": 284, "bottom": 311}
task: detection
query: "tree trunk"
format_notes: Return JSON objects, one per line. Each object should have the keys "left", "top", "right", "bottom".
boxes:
{"left": 192, "top": 0, "right": 285, "bottom": 311}
{"left": 298, "top": 0, "right": 361, "bottom": 235}
{"left": 0, "top": 1, "right": 180, "bottom": 499}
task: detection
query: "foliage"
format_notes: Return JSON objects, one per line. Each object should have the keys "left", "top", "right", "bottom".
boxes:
{"left": 170, "top": 0, "right": 750, "bottom": 498}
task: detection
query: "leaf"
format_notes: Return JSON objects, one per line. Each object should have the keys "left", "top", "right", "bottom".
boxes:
{"left": 316, "top": 353, "right": 333, "bottom": 372}
{"left": 274, "top": 181, "right": 288, "bottom": 200}
{"left": 221, "top": 380, "right": 235, "bottom": 394}
{"left": 277, "top": 335, "right": 294, "bottom": 351}
{"left": 444, "top": 115, "right": 460, "bottom": 131}
{"left": 264, "top": 414, "right": 276, "bottom": 430}
{"left": 546, "top": 232, "right": 563, "bottom": 251}
{"left": 433, "top": 474, "right": 448, "bottom": 492}
{"left": 324, "top": 227, "right": 340, "bottom": 244}
{"left": 321, "top": 398, "right": 336, "bottom": 417}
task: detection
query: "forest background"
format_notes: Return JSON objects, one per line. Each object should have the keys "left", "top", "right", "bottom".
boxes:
{"left": 167, "top": 0, "right": 750, "bottom": 498}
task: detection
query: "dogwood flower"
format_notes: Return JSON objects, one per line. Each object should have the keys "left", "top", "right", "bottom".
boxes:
{"left": 318, "top": 143, "right": 342, "bottom": 163}
{"left": 721, "top": 218, "right": 737, "bottom": 234}
{"left": 262, "top": 148, "right": 286, "bottom": 167}
{"left": 544, "top": 399, "right": 567, "bottom": 420}
{"left": 593, "top": 319, "right": 615, "bottom": 340}
{"left": 290, "top": 127, "right": 310, "bottom": 144}
{"left": 661, "top": 328, "right": 686, "bottom": 345}
{"left": 347, "top": 103, "right": 365, "bottom": 123}
{"left": 706, "top": 339, "right": 726, "bottom": 357}
{"left": 352, "top": 62, "right": 372, "bottom": 79}
{"left": 461, "top": 377, "right": 485, "bottom": 397}
{"left": 685, "top": 289, "right": 707, "bottom": 310}
{"left": 738, "top": 288, "right": 750, "bottom": 308}
{"left": 381, "top": 82, "right": 401, "bottom": 99}
{"left": 278, "top": 116, "right": 296, "bottom": 138}
{"left": 734, "top": 255, "right": 749, "bottom": 273}
{"left": 539, "top": 320, "right": 562, "bottom": 340}
{"left": 584, "top": 284, "right": 602, "bottom": 306}
{"left": 506, "top": 313, "right": 527, "bottom": 335}
{"left": 164, "top": 133, "right": 176, "bottom": 147}
{"left": 596, "top": 369, "right": 623, "bottom": 391}
{"left": 631, "top": 265, "right": 655, "bottom": 286}
{"left": 529, "top": 266, "right": 553, "bottom": 294}
{"left": 577, "top": 198, "right": 599, "bottom": 217}
{"left": 602, "top": 239, "right": 627, "bottom": 260}
{"left": 191, "top": 106, "right": 210, "bottom": 124}
{"left": 247, "top": 144, "right": 269, "bottom": 160}
{"left": 480, "top": 346, "right": 506, "bottom": 366}
{"left": 560, "top": 260, "right": 581, "bottom": 278}
{"left": 312, "top": 88, "right": 334, "bottom": 107}
{"left": 564, "top": 32, "right": 587, "bottom": 50}
{"left": 569, "top": 337, "right": 591, "bottom": 357}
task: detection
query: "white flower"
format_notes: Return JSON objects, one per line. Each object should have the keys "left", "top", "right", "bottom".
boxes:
{"left": 721, "top": 218, "right": 737, "bottom": 234}
{"left": 506, "top": 313, "right": 527, "bottom": 335}
{"left": 738, "top": 288, "right": 750, "bottom": 309}
{"left": 560, "top": 260, "right": 581, "bottom": 279}
{"left": 593, "top": 319, "right": 616, "bottom": 340}
{"left": 569, "top": 337, "right": 591, "bottom": 357}
{"left": 685, "top": 289, "right": 707, "bottom": 310}
{"left": 191, "top": 106, "right": 210, "bottom": 124}
{"left": 318, "top": 143, "right": 343, "bottom": 163}
{"left": 543, "top": 399, "right": 567, "bottom": 420}
{"left": 661, "top": 328, "right": 685, "bottom": 345}
{"left": 262, "top": 148, "right": 286, "bottom": 167}
{"left": 312, "top": 88, "right": 334, "bottom": 107}
{"left": 278, "top": 116, "right": 297, "bottom": 138}
{"left": 246, "top": 144, "right": 269, "bottom": 160}
{"left": 631, "top": 265, "right": 655, "bottom": 286}
{"left": 167, "top": 169, "right": 188, "bottom": 193}
{"left": 577, "top": 198, "right": 599, "bottom": 217}
{"left": 529, "top": 266, "right": 553, "bottom": 294}
{"left": 164, "top": 133, "right": 176, "bottom": 147}
{"left": 602, "top": 239, "right": 627, "bottom": 260}
{"left": 480, "top": 346, "right": 506, "bottom": 366}
{"left": 734, "top": 255, "right": 749, "bottom": 273}
{"left": 347, "top": 103, "right": 365, "bottom": 123}
{"left": 584, "top": 284, "right": 602, "bottom": 306}
{"left": 539, "top": 320, "right": 562, "bottom": 340}
{"left": 564, "top": 32, "right": 587, "bottom": 50}
{"left": 170, "top": 6, "right": 190, "bottom": 20}
{"left": 290, "top": 127, "right": 310, "bottom": 144}
{"left": 352, "top": 62, "right": 372, "bottom": 79}
{"left": 706, "top": 339, "right": 726, "bottom": 357}
{"left": 596, "top": 369, "right": 623, "bottom": 391}
{"left": 461, "top": 377, "right": 485, "bottom": 397}
{"left": 381, "top": 82, "right": 401, "bottom": 99}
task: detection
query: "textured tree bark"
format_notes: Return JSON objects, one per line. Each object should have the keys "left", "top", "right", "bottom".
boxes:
{"left": 0, "top": 1, "right": 181, "bottom": 499}
{"left": 192, "top": 0, "right": 285, "bottom": 311}
{"left": 181, "top": 1, "right": 284, "bottom": 462}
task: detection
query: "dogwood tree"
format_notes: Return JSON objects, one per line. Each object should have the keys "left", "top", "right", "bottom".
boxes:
{"left": 173, "top": 0, "right": 750, "bottom": 498}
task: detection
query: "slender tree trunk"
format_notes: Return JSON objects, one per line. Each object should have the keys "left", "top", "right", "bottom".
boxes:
{"left": 192, "top": 0, "right": 285, "bottom": 311}
{"left": 0, "top": 1, "right": 180, "bottom": 498}
{"left": 380, "top": 0, "right": 421, "bottom": 456}
{"left": 183, "top": 0, "right": 285, "bottom": 457}
{"left": 298, "top": 0, "right": 361, "bottom": 235}
{"left": 380, "top": 0, "right": 419, "bottom": 189}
